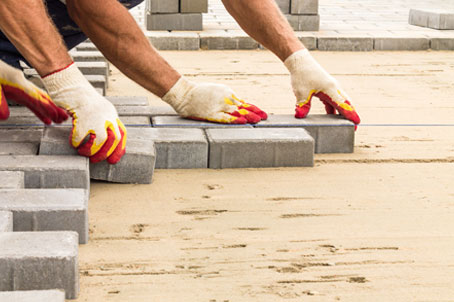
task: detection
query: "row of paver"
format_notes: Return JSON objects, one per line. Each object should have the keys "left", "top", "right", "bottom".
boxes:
{"left": 0, "top": 96, "right": 355, "bottom": 176}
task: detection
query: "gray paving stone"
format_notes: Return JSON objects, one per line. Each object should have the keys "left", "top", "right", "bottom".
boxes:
{"left": 318, "top": 37, "right": 374, "bottom": 51}
{"left": 0, "top": 116, "right": 46, "bottom": 129}
{"left": 106, "top": 96, "right": 149, "bottom": 106}
{"left": 294, "top": 32, "right": 317, "bottom": 50}
{"left": 146, "top": 13, "right": 203, "bottom": 31}
{"left": 0, "top": 129, "right": 42, "bottom": 155}
{"left": 0, "top": 211, "right": 13, "bottom": 232}
{"left": 291, "top": 0, "right": 319, "bottom": 15}
{"left": 116, "top": 103, "right": 177, "bottom": 116}
{"left": 147, "top": 0, "right": 179, "bottom": 13}
{"left": 0, "top": 171, "right": 25, "bottom": 189}
{"left": 152, "top": 115, "right": 254, "bottom": 129}
{"left": 121, "top": 116, "right": 152, "bottom": 127}
{"left": 70, "top": 51, "right": 105, "bottom": 62}
{"left": 147, "top": 31, "right": 200, "bottom": 50}
{"left": 39, "top": 127, "right": 156, "bottom": 184}
{"left": 374, "top": 37, "right": 430, "bottom": 50}
{"left": 75, "top": 42, "right": 97, "bottom": 51}
{"left": 285, "top": 14, "right": 320, "bottom": 31}
{"left": 200, "top": 31, "right": 259, "bottom": 50}
{"left": 84, "top": 75, "right": 107, "bottom": 94}
{"left": 409, "top": 9, "right": 454, "bottom": 30}
{"left": 180, "top": 0, "right": 208, "bottom": 13}
{"left": 90, "top": 140, "right": 156, "bottom": 184}
{"left": 254, "top": 114, "right": 355, "bottom": 153}
{"left": 206, "top": 128, "right": 314, "bottom": 168}
{"left": 76, "top": 61, "right": 109, "bottom": 76}
{"left": 0, "top": 156, "right": 89, "bottom": 189}
{"left": 0, "top": 189, "right": 88, "bottom": 244}
{"left": 275, "top": 0, "right": 290, "bottom": 14}
{"left": 126, "top": 128, "right": 208, "bottom": 169}
{"left": 431, "top": 38, "right": 454, "bottom": 50}
{"left": 0, "top": 290, "right": 65, "bottom": 302}
{"left": 0, "top": 232, "right": 79, "bottom": 299}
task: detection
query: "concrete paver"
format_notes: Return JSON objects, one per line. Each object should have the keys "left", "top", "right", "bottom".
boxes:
{"left": 0, "top": 171, "right": 25, "bottom": 189}
{"left": 0, "top": 290, "right": 65, "bottom": 302}
{"left": 0, "top": 189, "right": 88, "bottom": 244}
{"left": 0, "top": 211, "right": 13, "bottom": 232}
{"left": 0, "top": 232, "right": 79, "bottom": 299}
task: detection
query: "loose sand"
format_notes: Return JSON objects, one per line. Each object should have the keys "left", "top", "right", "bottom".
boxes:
{"left": 76, "top": 51, "right": 454, "bottom": 301}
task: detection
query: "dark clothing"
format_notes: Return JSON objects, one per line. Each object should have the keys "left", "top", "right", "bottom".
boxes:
{"left": 0, "top": 0, "right": 144, "bottom": 69}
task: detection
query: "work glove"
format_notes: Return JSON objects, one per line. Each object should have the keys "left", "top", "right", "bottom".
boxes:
{"left": 42, "top": 63, "right": 126, "bottom": 164}
{"left": 0, "top": 60, "right": 68, "bottom": 124}
{"left": 284, "top": 49, "right": 361, "bottom": 126}
{"left": 162, "top": 77, "right": 267, "bottom": 124}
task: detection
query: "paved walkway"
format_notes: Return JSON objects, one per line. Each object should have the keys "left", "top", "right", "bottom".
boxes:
{"left": 131, "top": 0, "right": 454, "bottom": 38}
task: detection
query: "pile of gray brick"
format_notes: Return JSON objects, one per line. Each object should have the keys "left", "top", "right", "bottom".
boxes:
{"left": 278, "top": 0, "right": 320, "bottom": 31}
{"left": 146, "top": 0, "right": 319, "bottom": 31}
{"left": 146, "top": 0, "right": 207, "bottom": 31}
{"left": 409, "top": 9, "right": 454, "bottom": 30}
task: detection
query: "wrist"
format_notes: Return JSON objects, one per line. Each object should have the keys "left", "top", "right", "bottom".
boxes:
{"left": 284, "top": 49, "right": 311, "bottom": 74}
{"left": 162, "top": 76, "right": 195, "bottom": 111}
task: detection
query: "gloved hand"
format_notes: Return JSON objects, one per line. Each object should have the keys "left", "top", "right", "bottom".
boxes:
{"left": 0, "top": 60, "right": 68, "bottom": 124}
{"left": 284, "top": 49, "right": 361, "bottom": 126}
{"left": 42, "top": 63, "right": 126, "bottom": 164}
{"left": 162, "top": 77, "right": 267, "bottom": 124}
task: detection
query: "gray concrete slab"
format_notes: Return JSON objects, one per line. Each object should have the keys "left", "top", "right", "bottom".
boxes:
{"left": 254, "top": 114, "right": 355, "bottom": 153}
{"left": 106, "top": 96, "right": 149, "bottom": 106}
{"left": 374, "top": 37, "right": 430, "bottom": 50}
{"left": 0, "top": 232, "right": 79, "bottom": 299}
{"left": 152, "top": 116, "right": 254, "bottom": 129}
{"left": 206, "top": 128, "right": 314, "bottom": 168}
{"left": 0, "top": 171, "right": 25, "bottom": 189}
{"left": 0, "top": 290, "right": 65, "bottom": 302}
{"left": 126, "top": 127, "right": 208, "bottom": 169}
{"left": 147, "top": 0, "right": 179, "bottom": 13}
{"left": 0, "top": 211, "right": 13, "bottom": 232}
{"left": 180, "top": 0, "right": 208, "bottom": 13}
{"left": 70, "top": 51, "right": 105, "bottom": 62}
{"left": 0, "top": 189, "right": 88, "bottom": 244}
{"left": 40, "top": 127, "right": 156, "bottom": 184}
{"left": 121, "top": 116, "right": 152, "bottom": 127}
{"left": 0, "top": 156, "right": 89, "bottom": 189}
{"left": 200, "top": 31, "right": 259, "bottom": 50}
{"left": 146, "top": 13, "right": 203, "bottom": 31}
{"left": 318, "top": 37, "right": 374, "bottom": 51}
{"left": 285, "top": 14, "right": 320, "bottom": 31}
{"left": 0, "top": 129, "right": 43, "bottom": 155}
{"left": 291, "top": 0, "right": 319, "bottom": 15}
{"left": 147, "top": 31, "right": 200, "bottom": 50}
{"left": 409, "top": 9, "right": 454, "bottom": 30}
{"left": 116, "top": 104, "right": 177, "bottom": 117}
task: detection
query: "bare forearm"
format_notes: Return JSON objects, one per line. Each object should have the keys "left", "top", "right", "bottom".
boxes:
{"left": 66, "top": 0, "right": 180, "bottom": 97}
{"left": 221, "top": 0, "right": 304, "bottom": 61}
{"left": 0, "top": 0, "right": 72, "bottom": 76}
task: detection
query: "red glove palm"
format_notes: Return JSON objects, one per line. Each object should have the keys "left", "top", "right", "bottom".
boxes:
{"left": 0, "top": 60, "right": 68, "bottom": 124}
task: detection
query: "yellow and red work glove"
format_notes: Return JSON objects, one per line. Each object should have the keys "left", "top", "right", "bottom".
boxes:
{"left": 162, "top": 77, "right": 267, "bottom": 124}
{"left": 0, "top": 60, "right": 68, "bottom": 124}
{"left": 42, "top": 63, "right": 126, "bottom": 164}
{"left": 284, "top": 49, "right": 361, "bottom": 127}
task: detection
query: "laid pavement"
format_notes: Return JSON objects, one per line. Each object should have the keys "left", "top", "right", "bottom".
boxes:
{"left": 129, "top": 0, "right": 454, "bottom": 50}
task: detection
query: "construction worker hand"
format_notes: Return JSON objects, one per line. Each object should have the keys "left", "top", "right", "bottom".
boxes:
{"left": 284, "top": 49, "right": 361, "bottom": 126}
{"left": 162, "top": 77, "right": 267, "bottom": 124}
{"left": 42, "top": 63, "right": 126, "bottom": 164}
{"left": 0, "top": 60, "right": 68, "bottom": 124}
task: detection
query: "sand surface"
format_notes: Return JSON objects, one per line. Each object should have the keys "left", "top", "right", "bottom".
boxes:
{"left": 76, "top": 51, "right": 454, "bottom": 301}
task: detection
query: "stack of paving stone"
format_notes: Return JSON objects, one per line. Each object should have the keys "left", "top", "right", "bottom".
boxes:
{"left": 277, "top": 0, "right": 320, "bottom": 31}
{"left": 409, "top": 9, "right": 454, "bottom": 30}
{"left": 0, "top": 96, "right": 354, "bottom": 299}
{"left": 146, "top": 0, "right": 208, "bottom": 31}
{"left": 16, "top": 40, "right": 109, "bottom": 98}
